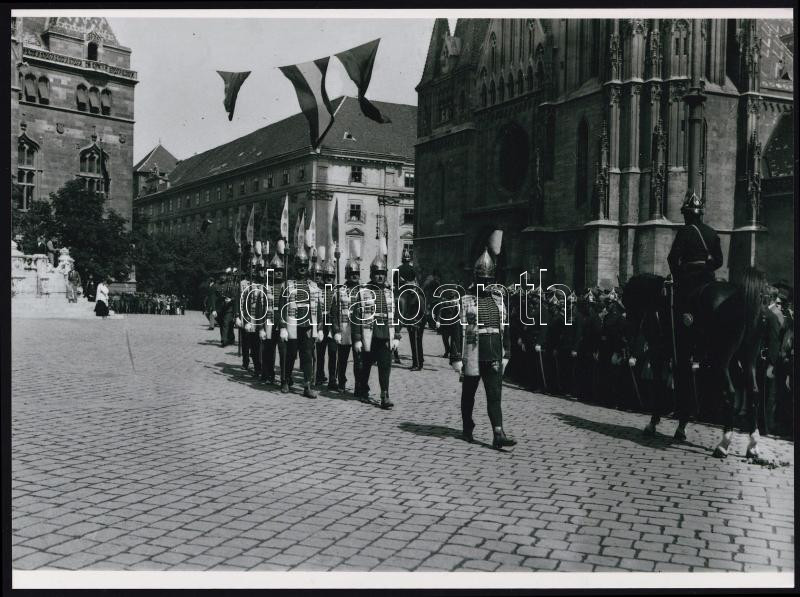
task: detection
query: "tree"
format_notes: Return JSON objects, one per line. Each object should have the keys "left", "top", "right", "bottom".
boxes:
{"left": 131, "top": 215, "right": 239, "bottom": 308}
{"left": 12, "top": 194, "right": 57, "bottom": 254}
{"left": 48, "top": 179, "right": 132, "bottom": 283}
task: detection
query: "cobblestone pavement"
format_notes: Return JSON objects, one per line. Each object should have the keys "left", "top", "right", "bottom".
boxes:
{"left": 11, "top": 313, "right": 794, "bottom": 572}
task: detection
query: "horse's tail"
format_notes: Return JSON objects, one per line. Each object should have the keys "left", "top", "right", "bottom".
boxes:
{"left": 741, "top": 266, "right": 765, "bottom": 343}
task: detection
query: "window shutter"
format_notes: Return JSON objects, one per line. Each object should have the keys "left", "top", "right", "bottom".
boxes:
{"left": 37, "top": 78, "right": 49, "bottom": 102}
{"left": 88, "top": 87, "right": 100, "bottom": 112}
{"left": 76, "top": 86, "right": 88, "bottom": 109}
{"left": 24, "top": 76, "right": 37, "bottom": 101}
{"left": 100, "top": 91, "right": 111, "bottom": 111}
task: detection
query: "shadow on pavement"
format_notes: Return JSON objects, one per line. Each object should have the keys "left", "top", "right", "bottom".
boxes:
{"left": 551, "top": 412, "right": 709, "bottom": 452}
{"left": 398, "top": 421, "right": 495, "bottom": 450}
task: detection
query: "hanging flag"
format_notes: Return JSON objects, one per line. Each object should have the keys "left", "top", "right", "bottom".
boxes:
{"left": 307, "top": 200, "right": 316, "bottom": 249}
{"left": 246, "top": 204, "right": 255, "bottom": 245}
{"left": 294, "top": 208, "right": 305, "bottom": 252}
{"left": 279, "top": 57, "right": 335, "bottom": 148}
{"left": 335, "top": 39, "right": 391, "bottom": 124}
{"left": 280, "top": 194, "right": 289, "bottom": 240}
{"left": 217, "top": 71, "right": 251, "bottom": 121}
{"left": 234, "top": 207, "right": 242, "bottom": 245}
{"left": 330, "top": 198, "right": 339, "bottom": 257}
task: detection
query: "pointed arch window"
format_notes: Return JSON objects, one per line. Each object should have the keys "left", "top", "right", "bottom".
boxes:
{"left": 489, "top": 80, "right": 496, "bottom": 105}
{"left": 78, "top": 146, "right": 109, "bottom": 196}
{"left": 498, "top": 76, "right": 505, "bottom": 102}
{"left": 87, "top": 42, "right": 99, "bottom": 61}
{"left": 535, "top": 60, "right": 545, "bottom": 89}
{"left": 490, "top": 33, "right": 497, "bottom": 73}
{"left": 16, "top": 137, "right": 38, "bottom": 210}
{"left": 507, "top": 73, "right": 514, "bottom": 98}
{"left": 527, "top": 65, "right": 534, "bottom": 91}
{"left": 517, "top": 69, "right": 524, "bottom": 95}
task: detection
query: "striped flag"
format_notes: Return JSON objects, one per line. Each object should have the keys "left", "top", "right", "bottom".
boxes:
{"left": 307, "top": 200, "right": 316, "bottom": 249}
{"left": 279, "top": 57, "right": 335, "bottom": 149}
{"left": 246, "top": 204, "right": 255, "bottom": 245}
{"left": 234, "top": 206, "right": 242, "bottom": 245}
{"left": 280, "top": 194, "right": 289, "bottom": 241}
{"left": 335, "top": 39, "right": 391, "bottom": 124}
{"left": 330, "top": 198, "right": 339, "bottom": 257}
{"left": 295, "top": 209, "right": 306, "bottom": 252}
{"left": 217, "top": 71, "right": 251, "bottom": 121}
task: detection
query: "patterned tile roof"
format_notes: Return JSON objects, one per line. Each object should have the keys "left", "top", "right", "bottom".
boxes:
{"left": 163, "top": 96, "right": 416, "bottom": 191}
{"left": 763, "top": 112, "right": 793, "bottom": 178}
{"left": 759, "top": 19, "right": 793, "bottom": 94}
{"left": 20, "top": 16, "right": 121, "bottom": 47}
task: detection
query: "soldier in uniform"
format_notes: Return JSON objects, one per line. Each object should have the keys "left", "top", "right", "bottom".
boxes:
{"left": 214, "top": 268, "right": 237, "bottom": 347}
{"left": 332, "top": 257, "right": 361, "bottom": 393}
{"left": 655, "top": 193, "right": 723, "bottom": 439}
{"left": 352, "top": 252, "right": 401, "bottom": 409}
{"left": 397, "top": 248, "right": 426, "bottom": 371}
{"left": 450, "top": 249, "right": 516, "bottom": 449}
{"left": 260, "top": 253, "right": 286, "bottom": 385}
{"left": 316, "top": 260, "right": 338, "bottom": 390}
{"left": 279, "top": 247, "right": 323, "bottom": 398}
{"left": 239, "top": 269, "right": 267, "bottom": 377}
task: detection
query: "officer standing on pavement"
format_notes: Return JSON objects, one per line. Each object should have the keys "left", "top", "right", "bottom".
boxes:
{"left": 351, "top": 251, "right": 400, "bottom": 409}
{"left": 398, "top": 248, "right": 426, "bottom": 371}
{"left": 215, "top": 268, "right": 237, "bottom": 347}
{"left": 450, "top": 248, "right": 516, "bottom": 450}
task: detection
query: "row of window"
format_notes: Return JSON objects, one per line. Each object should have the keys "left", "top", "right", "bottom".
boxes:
{"left": 146, "top": 164, "right": 414, "bottom": 214}
{"left": 145, "top": 198, "right": 414, "bottom": 228}
{"left": 15, "top": 139, "right": 111, "bottom": 210}
{"left": 479, "top": 62, "right": 545, "bottom": 109}
{"left": 20, "top": 74, "right": 50, "bottom": 105}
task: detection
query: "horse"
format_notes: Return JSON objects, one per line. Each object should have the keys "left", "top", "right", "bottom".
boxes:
{"left": 622, "top": 267, "right": 768, "bottom": 458}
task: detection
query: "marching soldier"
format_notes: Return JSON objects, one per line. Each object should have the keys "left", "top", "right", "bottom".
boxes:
{"left": 279, "top": 246, "right": 323, "bottom": 398}
{"left": 351, "top": 252, "right": 401, "bottom": 409}
{"left": 316, "top": 260, "right": 338, "bottom": 390}
{"left": 239, "top": 269, "right": 266, "bottom": 377}
{"left": 450, "top": 249, "right": 516, "bottom": 449}
{"left": 260, "top": 253, "right": 286, "bottom": 385}
{"left": 332, "top": 257, "right": 361, "bottom": 393}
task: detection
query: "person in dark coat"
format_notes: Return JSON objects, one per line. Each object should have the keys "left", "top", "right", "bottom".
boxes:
{"left": 205, "top": 277, "right": 217, "bottom": 330}
{"left": 214, "top": 269, "right": 237, "bottom": 347}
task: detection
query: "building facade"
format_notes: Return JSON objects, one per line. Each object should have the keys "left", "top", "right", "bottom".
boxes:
{"left": 133, "top": 143, "right": 178, "bottom": 199}
{"left": 415, "top": 18, "right": 794, "bottom": 289}
{"left": 134, "top": 97, "right": 416, "bottom": 281}
{"left": 11, "top": 16, "right": 137, "bottom": 226}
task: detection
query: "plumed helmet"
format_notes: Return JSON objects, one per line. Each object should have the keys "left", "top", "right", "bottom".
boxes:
{"left": 345, "top": 258, "right": 358, "bottom": 276}
{"left": 680, "top": 191, "right": 704, "bottom": 216}
{"left": 370, "top": 253, "right": 387, "bottom": 274}
{"left": 269, "top": 253, "right": 284, "bottom": 269}
{"left": 323, "top": 260, "right": 336, "bottom": 276}
{"left": 294, "top": 245, "right": 309, "bottom": 266}
{"left": 401, "top": 247, "right": 412, "bottom": 263}
{"left": 474, "top": 248, "right": 495, "bottom": 279}
{"left": 312, "top": 260, "right": 323, "bottom": 274}
{"left": 225, "top": 267, "right": 232, "bottom": 274}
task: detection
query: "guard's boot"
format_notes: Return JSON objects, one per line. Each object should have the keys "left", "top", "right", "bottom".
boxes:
{"left": 281, "top": 379, "right": 289, "bottom": 393}
{"left": 492, "top": 427, "right": 516, "bottom": 449}
{"left": 713, "top": 430, "right": 734, "bottom": 458}
{"left": 380, "top": 391, "right": 394, "bottom": 410}
{"left": 462, "top": 422, "right": 475, "bottom": 443}
{"left": 643, "top": 416, "right": 659, "bottom": 436}
{"left": 393, "top": 349, "right": 401, "bottom": 365}
{"left": 327, "top": 380, "right": 338, "bottom": 392}
{"left": 673, "top": 421, "right": 687, "bottom": 442}
{"left": 746, "top": 429, "right": 761, "bottom": 459}
{"left": 303, "top": 383, "right": 318, "bottom": 399}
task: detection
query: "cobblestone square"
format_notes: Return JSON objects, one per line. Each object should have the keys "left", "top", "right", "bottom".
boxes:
{"left": 11, "top": 314, "right": 794, "bottom": 574}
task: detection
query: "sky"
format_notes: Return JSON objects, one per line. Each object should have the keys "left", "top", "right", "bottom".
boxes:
{"left": 107, "top": 17, "right": 438, "bottom": 164}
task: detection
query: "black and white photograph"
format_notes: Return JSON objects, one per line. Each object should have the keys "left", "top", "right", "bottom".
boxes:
{"left": 7, "top": 6, "right": 795, "bottom": 591}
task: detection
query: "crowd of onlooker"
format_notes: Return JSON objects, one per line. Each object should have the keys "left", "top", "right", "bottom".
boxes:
{"left": 106, "top": 292, "right": 188, "bottom": 315}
